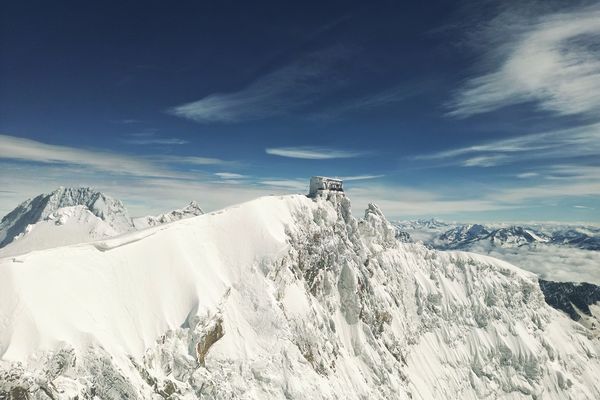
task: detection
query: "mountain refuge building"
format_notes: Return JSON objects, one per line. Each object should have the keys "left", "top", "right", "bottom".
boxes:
{"left": 308, "top": 176, "right": 344, "bottom": 197}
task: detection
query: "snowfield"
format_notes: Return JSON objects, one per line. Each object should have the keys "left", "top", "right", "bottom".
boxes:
{"left": 1, "top": 194, "right": 599, "bottom": 399}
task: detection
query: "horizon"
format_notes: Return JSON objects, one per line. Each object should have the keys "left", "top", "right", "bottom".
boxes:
{"left": 1, "top": 0, "right": 599, "bottom": 222}
{"left": 3, "top": 184, "right": 600, "bottom": 228}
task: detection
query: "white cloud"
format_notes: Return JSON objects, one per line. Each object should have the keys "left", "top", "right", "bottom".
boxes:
{"left": 483, "top": 245, "right": 600, "bottom": 286}
{"left": 341, "top": 174, "right": 384, "bottom": 181}
{"left": 415, "top": 122, "right": 600, "bottom": 167}
{"left": 215, "top": 172, "right": 246, "bottom": 179}
{"left": 314, "top": 84, "right": 424, "bottom": 119}
{"left": 448, "top": 4, "right": 600, "bottom": 117}
{"left": 0, "top": 134, "right": 177, "bottom": 178}
{"left": 517, "top": 172, "right": 539, "bottom": 179}
{"left": 258, "top": 179, "right": 307, "bottom": 190}
{"left": 265, "top": 146, "right": 367, "bottom": 159}
{"left": 0, "top": 134, "right": 233, "bottom": 180}
{"left": 123, "top": 137, "right": 188, "bottom": 145}
{"left": 492, "top": 181, "right": 600, "bottom": 203}
{"left": 169, "top": 47, "right": 350, "bottom": 123}
{"left": 462, "top": 154, "right": 510, "bottom": 167}
{"left": 153, "top": 155, "right": 233, "bottom": 166}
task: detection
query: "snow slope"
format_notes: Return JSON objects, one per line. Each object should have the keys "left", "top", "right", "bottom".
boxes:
{"left": 0, "top": 206, "right": 119, "bottom": 258}
{"left": 1, "top": 194, "right": 599, "bottom": 399}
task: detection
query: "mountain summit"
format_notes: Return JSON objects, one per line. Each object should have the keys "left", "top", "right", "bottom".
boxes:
{"left": 0, "top": 187, "right": 134, "bottom": 249}
{"left": 0, "top": 188, "right": 206, "bottom": 257}
{"left": 1, "top": 194, "right": 599, "bottom": 399}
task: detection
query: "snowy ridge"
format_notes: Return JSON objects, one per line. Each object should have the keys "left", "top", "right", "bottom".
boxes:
{"left": 1, "top": 195, "right": 599, "bottom": 399}
{"left": 133, "top": 201, "right": 204, "bottom": 229}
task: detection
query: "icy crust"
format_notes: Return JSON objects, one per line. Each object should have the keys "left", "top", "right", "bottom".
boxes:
{"left": 1, "top": 195, "right": 600, "bottom": 399}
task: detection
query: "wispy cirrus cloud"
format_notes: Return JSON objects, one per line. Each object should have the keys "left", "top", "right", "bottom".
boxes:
{"left": 121, "top": 131, "right": 188, "bottom": 145}
{"left": 0, "top": 134, "right": 174, "bottom": 178}
{"left": 259, "top": 179, "right": 307, "bottom": 190}
{"left": 215, "top": 172, "right": 246, "bottom": 179}
{"left": 168, "top": 45, "right": 421, "bottom": 123}
{"left": 154, "top": 155, "right": 234, "bottom": 166}
{"left": 342, "top": 174, "right": 384, "bottom": 181}
{"left": 0, "top": 134, "right": 231, "bottom": 178}
{"left": 448, "top": 4, "right": 600, "bottom": 118}
{"left": 123, "top": 137, "right": 189, "bottom": 145}
{"left": 516, "top": 172, "right": 540, "bottom": 179}
{"left": 414, "top": 122, "right": 600, "bottom": 167}
{"left": 265, "top": 146, "right": 368, "bottom": 160}
{"left": 168, "top": 47, "right": 350, "bottom": 123}
{"left": 314, "top": 84, "right": 424, "bottom": 120}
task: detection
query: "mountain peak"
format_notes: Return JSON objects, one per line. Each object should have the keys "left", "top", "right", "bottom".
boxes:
{"left": 133, "top": 200, "right": 205, "bottom": 229}
{"left": 0, "top": 187, "right": 133, "bottom": 248}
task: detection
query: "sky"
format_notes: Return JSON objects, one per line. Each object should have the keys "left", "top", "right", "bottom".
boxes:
{"left": 1, "top": 0, "right": 599, "bottom": 222}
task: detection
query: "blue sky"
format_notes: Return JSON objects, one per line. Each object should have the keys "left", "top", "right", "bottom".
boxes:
{"left": 1, "top": 0, "right": 599, "bottom": 222}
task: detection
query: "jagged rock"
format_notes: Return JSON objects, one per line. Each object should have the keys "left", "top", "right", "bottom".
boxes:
{"left": 133, "top": 201, "right": 204, "bottom": 229}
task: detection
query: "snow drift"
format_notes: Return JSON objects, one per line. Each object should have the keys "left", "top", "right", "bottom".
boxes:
{"left": 1, "top": 193, "right": 599, "bottom": 399}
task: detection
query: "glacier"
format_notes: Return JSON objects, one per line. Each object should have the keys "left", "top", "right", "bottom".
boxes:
{"left": 1, "top": 193, "right": 599, "bottom": 399}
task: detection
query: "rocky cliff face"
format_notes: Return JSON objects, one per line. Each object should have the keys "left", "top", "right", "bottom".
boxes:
{"left": 1, "top": 194, "right": 599, "bottom": 399}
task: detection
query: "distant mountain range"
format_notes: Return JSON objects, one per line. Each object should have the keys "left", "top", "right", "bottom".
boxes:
{"left": 394, "top": 219, "right": 600, "bottom": 251}
{"left": 394, "top": 218, "right": 600, "bottom": 326}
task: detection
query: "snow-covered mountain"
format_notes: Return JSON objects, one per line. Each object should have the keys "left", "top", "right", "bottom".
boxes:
{"left": 0, "top": 187, "right": 134, "bottom": 250}
{"left": 0, "top": 188, "right": 205, "bottom": 257}
{"left": 394, "top": 220, "right": 600, "bottom": 285}
{"left": 539, "top": 280, "right": 600, "bottom": 336}
{"left": 133, "top": 201, "right": 204, "bottom": 229}
{"left": 396, "top": 220, "right": 599, "bottom": 252}
{"left": 0, "top": 205, "right": 121, "bottom": 258}
{"left": 1, "top": 193, "right": 600, "bottom": 399}
{"left": 550, "top": 228, "right": 600, "bottom": 251}
{"left": 435, "top": 225, "right": 550, "bottom": 250}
